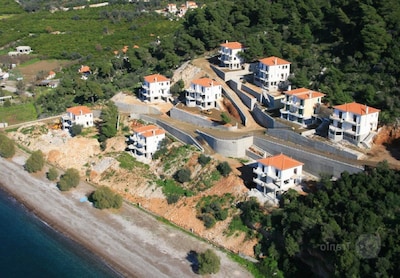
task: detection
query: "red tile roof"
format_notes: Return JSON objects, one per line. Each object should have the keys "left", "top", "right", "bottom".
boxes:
{"left": 133, "top": 125, "right": 165, "bottom": 138}
{"left": 192, "top": 78, "right": 220, "bottom": 87}
{"left": 79, "top": 65, "right": 90, "bottom": 73}
{"left": 220, "top": 41, "right": 244, "bottom": 50}
{"left": 259, "top": 56, "right": 291, "bottom": 66}
{"left": 333, "top": 102, "right": 380, "bottom": 115}
{"left": 144, "top": 74, "right": 170, "bottom": 83}
{"left": 67, "top": 106, "right": 92, "bottom": 115}
{"left": 285, "top": 87, "right": 325, "bottom": 100}
{"left": 258, "top": 154, "right": 303, "bottom": 170}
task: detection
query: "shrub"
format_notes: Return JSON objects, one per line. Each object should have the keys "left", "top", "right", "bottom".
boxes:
{"left": 0, "top": 133, "right": 15, "bottom": 158}
{"left": 198, "top": 154, "right": 211, "bottom": 166}
{"left": 217, "top": 161, "right": 232, "bottom": 177}
{"left": 90, "top": 186, "right": 123, "bottom": 209}
{"left": 197, "top": 249, "right": 220, "bottom": 275}
{"left": 174, "top": 168, "right": 191, "bottom": 183}
{"left": 47, "top": 167, "right": 58, "bottom": 181}
{"left": 70, "top": 124, "right": 83, "bottom": 137}
{"left": 220, "top": 112, "right": 231, "bottom": 124}
{"left": 167, "top": 194, "right": 180, "bottom": 204}
{"left": 57, "top": 168, "right": 80, "bottom": 191}
{"left": 25, "top": 150, "right": 45, "bottom": 173}
{"left": 201, "top": 213, "right": 216, "bottom": 228}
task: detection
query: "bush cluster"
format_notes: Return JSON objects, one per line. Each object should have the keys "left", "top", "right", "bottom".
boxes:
{"left": 57, "top": 168, "right": 80, "bottom": 191}
{"left": 217, "top": 161, "right": 232, "bottom": 177}
{"left": 0, "top": 133, "right": 15, "bottom": 158}
{"left": 90, "top": 186, "right": 123, "bottom": 209}
{"left": 198, "top": 154, "right": 211, "bottom": 167}
{"left": 24, "top": 150, "right": 45, "bottom": 173}
{"left": 197, "top": 249, "right": 220, "bottom": 275}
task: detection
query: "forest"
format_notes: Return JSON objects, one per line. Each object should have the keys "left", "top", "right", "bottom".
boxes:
{"left": 246, "top": 161, "right": 400, "bottom": 277}
{"left": 1, "top": 0, "right": 399, "bottom": 123}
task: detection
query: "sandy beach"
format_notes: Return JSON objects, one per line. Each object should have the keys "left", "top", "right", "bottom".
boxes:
{"left": 0, "top": 155, "right": 252, "bottom": 278}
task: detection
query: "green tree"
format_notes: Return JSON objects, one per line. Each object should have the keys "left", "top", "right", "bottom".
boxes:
{"left": 90, "top": 186, "right": 123, "bottom": 209}
{"left": 100, "top": 101, "right": 119, "bottom": 139}
{"left": 198, "top": 154, "right": 211, "bottom": 166}
{"left": 174, "top": 168, "right": 191, "bottom": 183}
{"left": 47, "top": 166, "right": 58, "bottom": 181}
{"left": 220, "top": 112, "right": 231, "bottom": 124}
{"left": 197, "top": 249, "right": 220, "bottom": 275}
{"left": 217, "top": 161, "right": 232, "bottom": 177}
{"left": 25, "top": 150, "right": 45, "bottom": 173}
{"left": 70, "top": 124, "right": 83, "bottom": 137}
{"left": 57, "top": 168, "right": 80, "bottom": 191}
{"left": 0, "top": 133, "right": 15, "bottom": 158}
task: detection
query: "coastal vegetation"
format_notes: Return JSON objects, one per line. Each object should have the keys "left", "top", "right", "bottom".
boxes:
{"left": 90, "top": 186, "right": 123, "bottom": 210}
{"left": 57, "top": 168, "right": 80, "bottom": 191}
{"left": 46, "top": 166, "right": 58, "bottom": 181}
{"left": 24, "top": 150, "right": 44, "bottom": 173}
{"left": 0, "top": 133, "right": 15, "bottom": 158}
{"left": 197, "top": 249, "right": 221, "bottom": 275}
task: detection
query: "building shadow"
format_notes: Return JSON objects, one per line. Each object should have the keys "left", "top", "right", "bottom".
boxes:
{"left": 237, "top": 163, "right": 257, "bottom": 190}
{"left": 186, "top": 250, "right": 199, "bottom": 274}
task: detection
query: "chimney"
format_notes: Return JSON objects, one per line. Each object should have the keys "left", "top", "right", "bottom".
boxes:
{"left": 274, "top": 57, "right": 277, "bottom": 65}
{"left": 152, "top": 129, "right": 156, "bottom": 136}
{"left": 365, "top": 104, "right": 368, "bottom": 114}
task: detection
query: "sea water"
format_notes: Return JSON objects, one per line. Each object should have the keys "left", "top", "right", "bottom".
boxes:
{"left": 0, "top": 187, "right": 121, "bottom": 278}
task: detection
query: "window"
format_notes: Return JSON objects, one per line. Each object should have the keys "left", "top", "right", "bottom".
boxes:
{"left": 294, "top": 168, "right": 297, "bottom": 174}
{"left": 275, "top": 169, "right": 279, "bottom": 177}
{"left": 353, "top": 115, "right": 357, "bottom": 122}
{"left": 352, "top": 125, "right": 356, "bottom": 132}
{"left": 338, "top": 122, "right": 342, "bottom": 128}
{"left": 339, "top": 111, "right": 342, "bottom": 118}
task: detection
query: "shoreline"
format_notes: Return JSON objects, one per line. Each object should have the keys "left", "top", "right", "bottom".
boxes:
{"left": 0, "top": 184, "right": 126, "bottom": 277}
{"left": 0, "top": 156, "right": 252, "bottom": 278}
{"left": 0, "top": 160, "right": 133, "bottom": 278}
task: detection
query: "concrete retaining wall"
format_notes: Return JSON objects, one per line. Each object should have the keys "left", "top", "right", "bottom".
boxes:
{"left": 267, "top": 129, "right": 362, "bottom": 160}
{"left": 227, "top": 80, "right": 256, "bottom": 110}
{"left": 197, "top": 130, "right": 253, "bottom": 157}
{"left": 251, "top": 105, "right": 288, "bottom": 129}
{"left": 253, "top": 136, "right": 363, "bottom": 177}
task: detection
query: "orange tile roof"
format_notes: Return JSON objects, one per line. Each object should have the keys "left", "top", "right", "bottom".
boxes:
{"left": 67, "top": 105, "right": 92, "bottom": 115}
{"left": 259, "top": 56, "right": 291, "bottom": 66}
{"left": 192, "top": 78, "right": 220, "bottom": 87}
{"left": 333, "top": 102, "right": 380, "bottom": 115}
{"left": 285, "top": 87, "right": 325, "bottom": 100}
{"left": 258, "top": 154, "right": 303, "bottom": 170}
{"left": 220, "top": 41, "right": 244, "bottom": 50}
{"left": 79, "top": 65, "right": 90, "bottom": 73}
{"left": 49, "top": 70, "right": 55, "bottom": 75}
{"left": 133, "top": 125, "right": 165, "bottom": 137}
{"left": 144, "top": 74, "right": 170, "bottom": 83}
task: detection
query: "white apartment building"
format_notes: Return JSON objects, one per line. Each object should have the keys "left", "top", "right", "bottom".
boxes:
{"left": 185, "top": 78, "right": 222, "bottom": 110}
{"left": 280, "top": 87, "right": 325, "bottom": 126}
{"left": 128, "top": 125, "right": 166, "bottom": 159}
{"left": 140, "top": 74, "right": 171, "bottom": 102}
{"left": 254, "top": 56, "right": 291, "bottom": 92}
{"left": 62, "top": 106, "right": 94, "bottom": 129}
{"left": 329, "top": 102, "right": 380, "bottom": 145}
{"left": 218, "top": 41, "right": 245, "bottom": 70}
{"left": 253, "top": 154, "right": 303, "bottom": 198}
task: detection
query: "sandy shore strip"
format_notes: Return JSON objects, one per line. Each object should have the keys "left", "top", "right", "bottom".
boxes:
{"left": 0, "top": 156, "right": 252, "bottom": 278}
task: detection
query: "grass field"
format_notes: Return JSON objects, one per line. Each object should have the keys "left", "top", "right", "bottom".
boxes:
{"left": 0, "top": 103, "right": 38, "bottom": 125}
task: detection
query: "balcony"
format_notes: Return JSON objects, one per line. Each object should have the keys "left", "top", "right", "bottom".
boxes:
{"left": 280, "top": 108, "right": 289, "bottom": 114}
{"left": 253, "top": 168, "right": 266, "bottom": 176}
